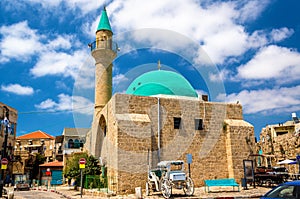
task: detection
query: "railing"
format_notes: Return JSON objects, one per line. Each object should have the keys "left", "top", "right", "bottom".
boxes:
{"left": 88, "top": 39, "right": 118, "bottom": 53}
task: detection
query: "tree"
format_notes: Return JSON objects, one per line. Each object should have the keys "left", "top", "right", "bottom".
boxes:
{"left": 63, "top": 152, "right": 100, "bottom": 187}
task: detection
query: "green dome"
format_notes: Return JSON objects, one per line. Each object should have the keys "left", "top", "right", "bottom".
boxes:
{"left": 126, "top": 70, "right": 198, "bottom": 98}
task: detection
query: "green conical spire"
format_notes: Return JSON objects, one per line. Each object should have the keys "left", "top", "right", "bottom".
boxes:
{"left": 97, "top": 7, "right": 112, "bottom": 33}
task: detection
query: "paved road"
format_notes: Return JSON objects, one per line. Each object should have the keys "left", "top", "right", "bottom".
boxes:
{"left": 14, "top": 190, "right": 64, "bottom": 199}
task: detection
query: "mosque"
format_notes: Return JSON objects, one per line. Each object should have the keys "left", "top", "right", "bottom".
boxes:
{"left": 85, "top": 8, "right": 255, "bottom": 194}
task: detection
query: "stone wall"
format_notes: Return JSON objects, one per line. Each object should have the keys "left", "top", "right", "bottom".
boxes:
{"left": 257, "top": 122, "right": 300, "bottom": 171}
{"left": 94, "top": 94, "right": 254, "bottom": 194}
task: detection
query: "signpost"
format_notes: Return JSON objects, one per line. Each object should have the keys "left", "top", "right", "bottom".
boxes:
{"left": 79, "top": 158, "right": 86, "bottom": 198}
{"left": 186, "top": 154, "right": 192, "bottom": 178}
{"left": 46, "top": 168, "right": 51, "bottom": 189}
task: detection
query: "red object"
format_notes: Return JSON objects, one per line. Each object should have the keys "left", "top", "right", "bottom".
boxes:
{"left": 79, "top": 158, "right": 86, "bottom": 165}
{"left": 1, "top": 158, "right": 8, "bottom": 165}
{"left": 46, "top": 171, "right": 51, "bottom": 176}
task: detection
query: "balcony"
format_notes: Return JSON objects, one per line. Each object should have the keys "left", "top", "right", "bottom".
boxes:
{"left": 89, "top": 39, "right": 118, "bottom": 53}
{"left": 14, "top": 150, "right": 29, "bottom": 159}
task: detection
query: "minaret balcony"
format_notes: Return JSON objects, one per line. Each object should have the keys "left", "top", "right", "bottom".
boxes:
{"left": 89, "top": 39, "right": 118, "bottom": 53}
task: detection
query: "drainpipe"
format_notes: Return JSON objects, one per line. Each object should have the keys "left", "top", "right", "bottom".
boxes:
{"left": 157, "top": 97, "right": 161, "bottom": 162}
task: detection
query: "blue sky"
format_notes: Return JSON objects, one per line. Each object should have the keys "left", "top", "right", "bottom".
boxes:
{"left": 0, "top": 0, "right": 299, "bottom": 139}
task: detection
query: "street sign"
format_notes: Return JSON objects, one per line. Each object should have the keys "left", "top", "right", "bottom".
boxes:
{"left": 79, "top": 158, "right": 86, "bottom": 169}
{"left": 187, "top": 154, "right": 192, "bottom": 164}
{"left": 79, "top": 158, "right": 86, "bottom": 165}
{"left": 1, "top": 158, "right": 8, "bottom": 170}
{"left": 1, "top": 158, "right": 8, "bottom": 165}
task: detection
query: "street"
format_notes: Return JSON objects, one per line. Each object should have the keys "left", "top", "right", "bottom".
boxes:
{"left": 14, "top": 190, "right": 64, "bottom": 199}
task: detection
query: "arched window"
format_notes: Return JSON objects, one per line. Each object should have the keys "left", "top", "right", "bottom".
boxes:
{"left": 74, "top": 139, "right": 80, "bottom": 148}
{"left": 68, "top": 139, "right": 74, "bottom": 148}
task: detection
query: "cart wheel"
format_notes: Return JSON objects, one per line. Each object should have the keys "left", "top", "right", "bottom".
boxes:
{"left": 161, "top": 179, "right": 171, "bottom": 199}
{"left": 146, "top": 181, "right": 150, "bottom": 196}
{"left": 183, "top": 177, "right": 194, "bottom": 196}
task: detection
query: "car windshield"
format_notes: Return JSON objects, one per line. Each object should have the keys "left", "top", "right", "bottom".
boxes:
{"left": 264, "top": 185, "right": 298, "bottom": 198}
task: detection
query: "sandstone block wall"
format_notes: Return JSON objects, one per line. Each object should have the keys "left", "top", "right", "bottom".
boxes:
{"left": 94, "top": 94, "right": 254, "bottom": 194}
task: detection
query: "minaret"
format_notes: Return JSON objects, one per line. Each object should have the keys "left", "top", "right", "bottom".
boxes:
{"left": 91, "top": 7, "right": 117, "bottom": 114}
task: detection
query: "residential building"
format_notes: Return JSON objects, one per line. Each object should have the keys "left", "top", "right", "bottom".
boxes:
{"left": 13, "top": 130, "right": 55, "bottom": 182}
{"left": 0, "top": 103, "right": 18, "bottom": 186}
{"left": 256, "top": 113, "right": 300, "bottom": 172}
{"left": 0, "top": 103, "right": 18, "bottom": 160}
{"left": 62, "top": 128, "right": 89, "bottom": 165}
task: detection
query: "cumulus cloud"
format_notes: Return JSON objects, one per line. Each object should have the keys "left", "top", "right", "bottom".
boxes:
{"left": 1, "top": 84, "right": 34, "bottom": 95}
{"left": 0, "top": 21, "right": 42, "bottom": 63}
{"left": 30, "top": 50, "right": 88, "bottom": 78}
{"left": 35, "top": 94, "right": 93, "bottom": 115}
{"left": 14, "top": 0, "right": 105, "bottom": 15}
{"left": 0, "top": 21, "right": 90, "bottom": 85}
{"left": 270, "top": 27, "right": 294, "bottom": 42}
{"left": 225, "top": 86, "right": 300, "bottom": 114}
{"left": 237, "top": 45, "right": 300, "bottom": 83}
{"left": 102, "top": 0, "right": 274, "bottom": 65}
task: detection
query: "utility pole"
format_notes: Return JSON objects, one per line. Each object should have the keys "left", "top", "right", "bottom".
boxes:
{"left": 0, "top": 106, "right": 9, "bottom": 197}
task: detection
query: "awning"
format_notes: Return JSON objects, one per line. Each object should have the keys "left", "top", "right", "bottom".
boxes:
{"left": 277, "top": 159, "right": 294, "bottom": 165}
{"left": 289, "top": 161, "right": 298, "bottom": 165}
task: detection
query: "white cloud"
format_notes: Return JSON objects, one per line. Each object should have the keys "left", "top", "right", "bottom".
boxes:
{"left": 25, "top": 0, "right": 105, "bottom": 15}
{"left": 47, "top": 35, "right": 73, "bottom": 50}
{"left": 113, "top": 73, "right": 128, "bottom": 86}
{"left": 225, "top": 86, "right": 300, "bottom": 114}
{"left": 35, "top": 94, "right": 93, "bottom": 115}
{"left": 270, "top": 27, "right": 294, "bottom": 42}
{"left": 1, "top": 84, "right": 34, "bottom": 95}
{"left": 30, "top": 50, "right": 88, "bottom": 78}
{"left": 104, "top": 0, "right": 276, "bottom": 65}
{"left": 237, "top": 0, "right": 270, "bottom": 23}
{"left": 0, "top": 21, "right": 42, "bottom": 63}
{"left": 237, "top": 45, "right": 300, "bottom": 83}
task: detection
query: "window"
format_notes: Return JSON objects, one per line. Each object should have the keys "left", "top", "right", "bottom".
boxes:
{"left": 68, "top": 139, "right": 74, "bottom": 148}
{"left": 74, "top": 139, "right": 80, "bottom": 148}
{"left": 277, "top": 131, "right": 288, "bottom": 136}
{"left": 104, "top": 126, "right": 107, "bottom": 137}
{"left": 195, "top": 119, "right": 203, "bottom": 130}
{"left": 173, "top": 117, "right": 181, "bottom": 129}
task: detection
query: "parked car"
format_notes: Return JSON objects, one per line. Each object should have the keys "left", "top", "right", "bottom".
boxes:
{"left": 14, "top": 174, "right": 30, "bottom": 191}
{"left": 14, "top": 180, "right": 30, "bottom": 191}
{"left": 260, "top": 180, "right": 300, "bottom": 198}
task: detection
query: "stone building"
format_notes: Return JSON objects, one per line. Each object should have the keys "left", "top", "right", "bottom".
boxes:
{"left": 0, "top": 103, "right": 18, "bottom": 185}
{"left": 61, "top": 128, "right": 89, "bottom": 165}
{"left": 256, "top": 114, "right": 300, "bottom": 171}
{"left": 85, "top": 8, "right": 255, "bottom": 194}
{"left": 13, "top": 130, "right": 55, "bottom": 178}
{"left": 0, "top": 103, "right": 18, "bottom": 159}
